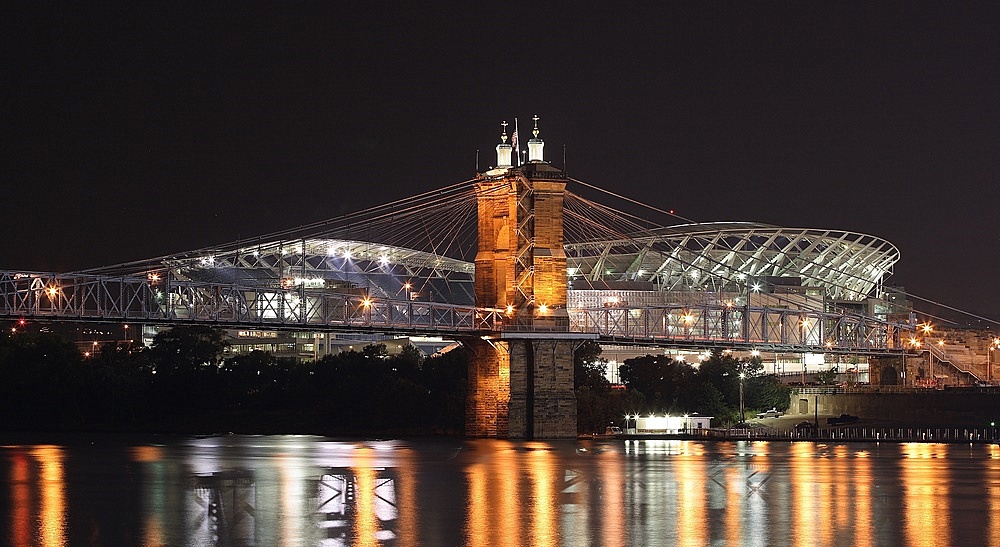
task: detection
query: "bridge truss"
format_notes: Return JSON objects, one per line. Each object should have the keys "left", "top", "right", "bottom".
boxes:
{"left": 0, "top": 270, "right": 499, "bottom": 335}
{"left": 0, "top": 270, "right": 910, "bottom": 354}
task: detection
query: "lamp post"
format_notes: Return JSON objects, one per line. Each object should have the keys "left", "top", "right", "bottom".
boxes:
{"left": 908, "top": 337, "right": 922, "bottom": 385}
{"left": 921, "top": 324, "right": 934, "bottom": 385}
{"left": 739, "top": 371, "right": 746, "bottom": 423}
{"left": 990, "top": 338, "right": 999, "bottom": 383}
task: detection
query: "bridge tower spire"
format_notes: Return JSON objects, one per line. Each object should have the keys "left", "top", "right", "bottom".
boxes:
{"left": 468, "top": 118, "right": 583, "bottom": 439}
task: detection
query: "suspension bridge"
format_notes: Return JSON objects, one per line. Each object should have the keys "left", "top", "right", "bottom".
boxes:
{"left": 0, "top": 120, "right": 914, "bottom": 437}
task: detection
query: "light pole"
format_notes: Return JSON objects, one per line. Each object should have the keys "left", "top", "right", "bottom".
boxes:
{"left": 990, "top": 338, "right": 999, "bottom": 383}
{"left": 739, "top": 373, "right": 745, "bottom": 422}
{"left": 921, "top": 324, "right": 934, "bottom": 385}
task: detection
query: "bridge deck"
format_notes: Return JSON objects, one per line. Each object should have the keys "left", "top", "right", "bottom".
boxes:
{"left": 0, "top": 270, "right": 910, "bottom": 354}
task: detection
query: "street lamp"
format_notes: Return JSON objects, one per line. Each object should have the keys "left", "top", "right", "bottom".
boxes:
{"left": 989, "top": 338, "right": 1000, "bottom": 383}
{"left": 739, "top": 371, "right": 746, "bottom": 423}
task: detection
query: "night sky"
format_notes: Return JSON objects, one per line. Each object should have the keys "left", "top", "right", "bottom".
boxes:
{"left": 4, "top": 4, "right": 999, "bottom": 324}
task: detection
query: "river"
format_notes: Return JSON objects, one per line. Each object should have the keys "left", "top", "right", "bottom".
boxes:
{"left": 2, "top": 434, "right": 998, "bottom": 546}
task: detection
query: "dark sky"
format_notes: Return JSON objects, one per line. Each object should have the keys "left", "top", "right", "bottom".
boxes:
{"left": 3, "top": 4, "right": 999, "bottom": 324}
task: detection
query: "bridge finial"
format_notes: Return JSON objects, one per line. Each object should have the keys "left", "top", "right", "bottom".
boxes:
{"left": 527, "top": 115, "right": 544, "bottom": 162}
{"left": 494, "top": 119, "right": 513, "bottom": 169}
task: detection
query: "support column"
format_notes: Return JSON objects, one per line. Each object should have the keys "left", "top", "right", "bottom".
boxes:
{"left": 507, "top": 338, "right": 579, "bottom": 439}
{"left": 465, "top": 338, "right": 510, "bottom": 437}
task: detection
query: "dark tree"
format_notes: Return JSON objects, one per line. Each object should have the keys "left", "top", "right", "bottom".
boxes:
{"left": 575, "top": 340, "right": 610, "bottom": 391}
{"left": 149, "top": 325, "right": 229, "bottom": 373}
{"left": 618, "top": 355, "right": 697, "bottom": 412}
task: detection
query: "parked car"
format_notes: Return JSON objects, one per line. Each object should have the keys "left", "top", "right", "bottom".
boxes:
{"left": 756, "top": 408, "right": 783, "bottom": 419}
{"left": 827, "top": 414, "right": 859, "bottom": 425}
{"left": 795, "top": 421, "right": 817, "bottom": 431}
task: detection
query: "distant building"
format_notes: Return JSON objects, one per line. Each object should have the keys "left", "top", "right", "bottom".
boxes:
{"left": 630, "top": 414, "right": 712, "bottom": 434}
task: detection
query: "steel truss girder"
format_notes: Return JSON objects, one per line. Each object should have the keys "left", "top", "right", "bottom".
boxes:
{"left": 568, "top": 303, "right": 910, "bottom": 355}
{"left": 1, "top": 270, "right": 907, "bottom": 354}
{"left": 0, "top": 270, "right": 502, "bottom": 334}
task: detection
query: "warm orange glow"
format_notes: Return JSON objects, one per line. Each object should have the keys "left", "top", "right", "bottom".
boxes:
{"left": 465, "top": 441, "right": 521, "bottom": 547}
{"left": 598, "top": 449, "right": 626, "bottom": 545}
{"left": 32, "top": 445, "right": 66, "bottom": 547}
{"left": 921, "top": 324, "right": 933, "bottom": 334}
{"left": 394, "top": 451, "right": 418, "bottom": 547}
{"left": 676, "top": 445, "right": 708, "bottom": 545}
{"left": 990, "top": 445, "right": 1000, "bottom": 547}
{"left": 129, "top": 445, "right": 163, "bottom": 463}
{"left": 902, "top": 443, "right": 950, "bottom": 546}
{"left": 11, "top": 451, "right": 30, "bottom": 547}
{"left": 538, "top": 304, "right": 548, "bottom": 313}
{"left": 791, "top": 442, "right": 816, "bottom": 546}
{"left": 683, "top": 314, "right": 694, "bottom": 324}
{"left": 466, "top": 462, "right": 489, "bottom": 547}
{"left": 353, "top": 447, "right": 378, "bottom": 547}
{"left": 362, "top": 298, "right": 372, "bottom": 308}
{"left": 527, "top": 445, "right": 557, "bottom": 546}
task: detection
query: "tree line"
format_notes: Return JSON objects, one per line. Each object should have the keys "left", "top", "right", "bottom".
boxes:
{"left": 575, "top": 341, "right": 791, "bottom": 433}
{"left": 0, "top": 325, "right": 466, "bottom": 435}
{"left": 0, "top": 325, "right": 789, "bottom": 435}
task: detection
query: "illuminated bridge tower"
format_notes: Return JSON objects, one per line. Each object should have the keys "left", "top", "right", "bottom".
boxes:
{"left": 467, "top": 117, "right": 587, "bottom": 439}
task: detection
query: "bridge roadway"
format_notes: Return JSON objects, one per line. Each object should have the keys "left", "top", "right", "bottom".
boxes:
{"left": 1, "top": 270, "right": 909, "bottom": 355}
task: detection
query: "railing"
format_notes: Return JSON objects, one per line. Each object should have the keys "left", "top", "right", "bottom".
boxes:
{"left": 0, "top": 271, "right": 504, "bottom": 334}
{"left": 927, "top": 345, "right": 983, "bottom": 381}
{"left": 569, "top": 304, "right": 910, "bottom": 354}
{"left": 793, "top": 385, "right": 1000, "bottom": 395}
{"left": 0, "top": 270, "right": 911, "bottom": 353}
{"left": 690, "top": 425, "right": 1000, "bottom": 443}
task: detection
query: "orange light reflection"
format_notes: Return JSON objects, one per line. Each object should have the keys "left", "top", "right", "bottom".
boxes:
{"left": 31, "top": 445, "right": 66, "bottom": 547}
{"left": 527, "top": 444, "right": 557, "bottom": 547}
{"left": 676, "top": 442, "right": 707, "bottom": 545}
{"left": 353, "top": 447, "right": 378, "bottom": 547}
{"left": 901, "top": 443, "right": 950, "bottom": 546}
{"left": 10, "top": 451, "right": 31, "bottom": 547}
{"left": 990, "top": 444, "right": 1000, "bottom": 547}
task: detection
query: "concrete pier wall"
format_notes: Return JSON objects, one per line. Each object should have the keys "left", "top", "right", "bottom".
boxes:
{"left": 786, "top": 390, "right": 1000, "bottom": 425}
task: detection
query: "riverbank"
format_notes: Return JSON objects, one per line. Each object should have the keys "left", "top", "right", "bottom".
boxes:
{"left": 602, "top": 413, "right": 1000, "bottom": 444}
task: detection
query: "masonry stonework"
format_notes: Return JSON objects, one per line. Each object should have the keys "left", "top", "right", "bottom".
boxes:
{"left": 468, "top": 124, "right": 578, "bottom": 438}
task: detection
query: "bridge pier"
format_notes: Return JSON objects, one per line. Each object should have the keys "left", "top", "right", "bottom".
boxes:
{"left": 508, "top": 337, "right": 578, "bottom": 439}
{"left": 466, "top": 335, "right": 583, "bottom": 439}
{"left": 465, "top": 338, "right": 510, "bottom": 438}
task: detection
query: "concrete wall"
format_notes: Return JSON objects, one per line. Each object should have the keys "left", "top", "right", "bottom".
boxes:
{"left": 786, "top": 389, "right": 1000, "bottom": 426}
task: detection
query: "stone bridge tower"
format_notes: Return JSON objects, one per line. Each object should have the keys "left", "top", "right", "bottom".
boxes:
{"left": 467, "top": 117, "right": 589, "bottom": 439}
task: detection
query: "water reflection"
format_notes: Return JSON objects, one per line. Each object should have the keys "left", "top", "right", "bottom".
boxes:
{"left": 3, "top": 436, "right": 1000, "bottom": 545}
{"left": 901, "top": 443, "right": 951, "bottom": 547}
